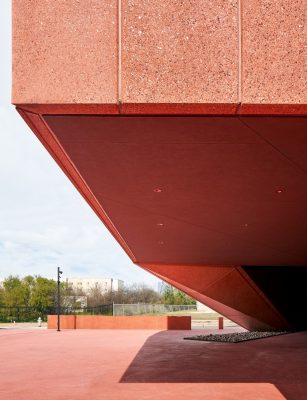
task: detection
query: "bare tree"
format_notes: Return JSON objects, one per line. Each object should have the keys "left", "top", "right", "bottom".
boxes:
{"left": 86, "top": 283, "right": 161, "bottom": 306}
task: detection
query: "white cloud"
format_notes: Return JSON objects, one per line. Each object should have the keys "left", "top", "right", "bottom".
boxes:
{"left": 0, "top": 1, "right": 160, "bottom": 289}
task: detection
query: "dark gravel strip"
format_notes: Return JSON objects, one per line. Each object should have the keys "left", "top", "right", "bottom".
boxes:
{"left": 184, "top": 331, "right": 289, "bottom": 343}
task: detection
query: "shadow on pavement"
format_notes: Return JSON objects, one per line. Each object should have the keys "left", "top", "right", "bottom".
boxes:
{"left": 120, "top": 330, "right": 307, "bottom": 400}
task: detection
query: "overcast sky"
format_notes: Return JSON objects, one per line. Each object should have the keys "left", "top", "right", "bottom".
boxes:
{"left": 0, "top": 1, "right": 160, "bottom": 288}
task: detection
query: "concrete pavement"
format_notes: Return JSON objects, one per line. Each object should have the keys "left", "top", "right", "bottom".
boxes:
{"left": 0, "top": 328, "right": 305, "bottom": 400}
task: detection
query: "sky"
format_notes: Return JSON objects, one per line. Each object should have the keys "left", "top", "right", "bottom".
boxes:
{"left": 0, "top": 1, "right": 160, "bottom": 289}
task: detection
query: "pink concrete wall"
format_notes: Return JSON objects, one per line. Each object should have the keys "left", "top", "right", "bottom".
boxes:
{"left": 76, "top": 315, "right": 191, "bottom": 330}
{"left": 47, "top": 315, "right": 191, "bottom": 330}
{"left": 47, "top": 315, "right": 76, "bottom": 329}
{"left": 242, "top": 0, "right": 305, "bottom": 104}
{"left": 121, "top": 0, "right": 238, "bottom": 104}
{"left": 12, "top": 0, "right": 306, "bottom": 106}
{"left": 12, "top": 0, "right": 118, "bottom": 104}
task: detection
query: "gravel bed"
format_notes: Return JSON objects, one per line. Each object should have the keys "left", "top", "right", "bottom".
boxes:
{"left": 184, "top": 331, "right": 289, "bottom": 343}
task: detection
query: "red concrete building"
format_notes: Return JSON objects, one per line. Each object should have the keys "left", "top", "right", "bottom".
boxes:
{"left": 13, "top": 0, "right": 306, "bottom": 331}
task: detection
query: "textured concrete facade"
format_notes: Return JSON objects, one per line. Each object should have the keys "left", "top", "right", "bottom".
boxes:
{"left": 242, "top": 0, "right": 305, "bottom": 104}
{"left": 12, "top": 0, "right": 306, "bottom": 107}
{"left": 121, "top": 0, "right": 239, "bottom": 104}
{"left": 13, "top": 0, "right": 118, "bottom": 104}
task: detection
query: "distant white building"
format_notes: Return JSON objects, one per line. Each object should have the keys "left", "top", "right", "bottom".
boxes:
{"left": 66, "top": 278, "right": 124, "bottom": 295}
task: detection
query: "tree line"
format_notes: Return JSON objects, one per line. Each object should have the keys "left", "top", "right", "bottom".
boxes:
{"left": 0, "top": 275, "right": 196, "bottom": 309}
{"left": 0, "top": 275, "right": 57, "bottom": 310}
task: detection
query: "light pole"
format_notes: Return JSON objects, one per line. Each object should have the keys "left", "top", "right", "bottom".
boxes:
{"left": 57, "top": 267, "right": 63, "bottom": 332}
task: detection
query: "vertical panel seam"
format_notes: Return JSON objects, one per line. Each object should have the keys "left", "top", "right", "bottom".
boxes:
{"left": 118, "top": 0, "right": 122, "bottom": 105}
{"left": 238, "top": 0, "right": 242, "bottom": 103}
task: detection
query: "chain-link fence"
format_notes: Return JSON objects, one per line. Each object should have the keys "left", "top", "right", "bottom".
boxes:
{"left": 0, "top": 304, "right": 196, "bottom": 322}
{"left": 76, "top": 304, "right": 113, "bottom": 316}
{"left": 0, "top": 304, "right": 113, "bottom": 322}
{"left": 113, "top": 303, "right": 197, "bottom": 316}
{"left": 0, "top": 307, "right": 45, "bottom": 322}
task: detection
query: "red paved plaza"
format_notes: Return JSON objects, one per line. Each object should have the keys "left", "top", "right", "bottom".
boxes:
{"left": 0, "top": 328, "right": 306, "bottom": 400}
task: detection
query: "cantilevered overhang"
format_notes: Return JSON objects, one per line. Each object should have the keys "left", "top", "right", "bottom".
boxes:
{"left": 13, "top": 0, "right": 307, "bottom": 330}
{"left": 17, "top": 109, "right": 307, "bottom": 266}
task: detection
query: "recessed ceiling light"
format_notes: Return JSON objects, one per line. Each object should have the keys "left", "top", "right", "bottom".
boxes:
{"left": 275, "top": 188, "right": 284, "bottom": 194}
{"left": 157, "top": 223, "right": 164, "bottom": 227}
{"left": 153, "top": 188, "right": 162, "bottom": 193}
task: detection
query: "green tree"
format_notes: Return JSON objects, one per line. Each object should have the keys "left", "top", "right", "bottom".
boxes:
{"left": 161, "top": 284, "right": 175, "bottom": 304}
{"left": 0, "top": 285, "right": 4, "bottom": 306}
{"left": 29, "top": 277, "right": 57, "bottom": 310}
{"left": 23, "top": 275, "right": 35, "bottom": 291}
{"left": 2, "top": 275, "right": 29, "bottom": 307}
{"left": 161, "top": 284, "right": 196, "bottom": 305}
